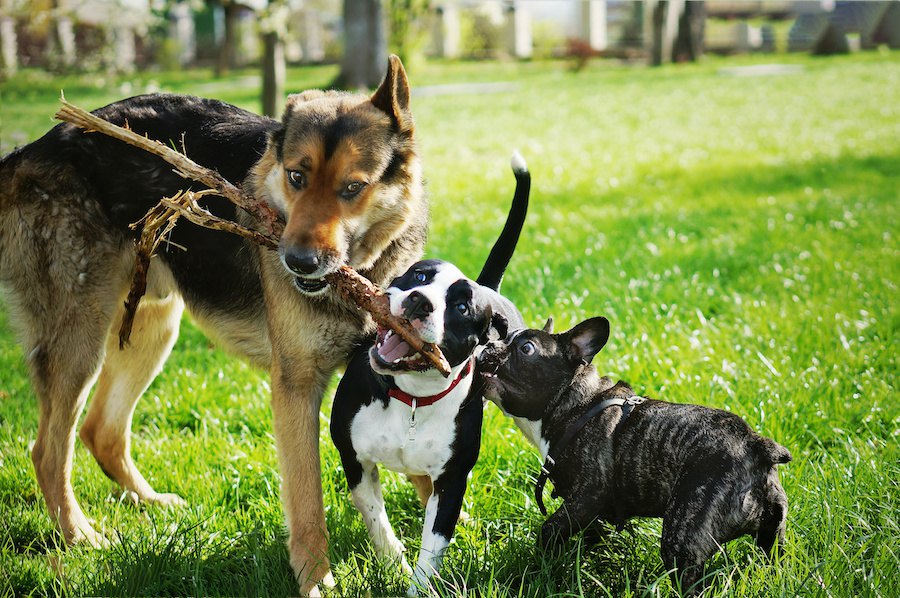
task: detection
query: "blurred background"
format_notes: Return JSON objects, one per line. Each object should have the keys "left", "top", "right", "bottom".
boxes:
{"left": 1, "top": 0, "right": 898, "bottom": 121}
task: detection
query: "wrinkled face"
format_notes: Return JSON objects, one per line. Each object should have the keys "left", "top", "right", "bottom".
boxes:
{"left": 370, "top": 259, "right": 492, "bottom": 375}
{"left": 477, "top": 317, "right": 611, "bottom": 420}
{"left": 477, "top": 330, "right": 576, "bottom": 420}
{"left": 249, "top": 57, "right": 420, "bottom": 296}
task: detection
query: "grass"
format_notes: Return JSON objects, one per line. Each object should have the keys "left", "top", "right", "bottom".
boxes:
{"left": 1, "top": 51, "right": 898, "bottom": 596}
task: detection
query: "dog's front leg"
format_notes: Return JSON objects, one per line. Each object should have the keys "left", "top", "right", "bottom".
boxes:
{"left": 407, "top": 471, "right": 469, "bottom": 596}
{"left": 351, "top": 463, "right": 412, "bottom": 574}
{"left": 270, "top": 356, "right": 335, "bottom": 596}
{"left": 539, "top": 498, "right": 601, "bottom": 554}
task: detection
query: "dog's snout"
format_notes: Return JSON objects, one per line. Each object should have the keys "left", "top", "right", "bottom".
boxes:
{"left": 283, "top": 247, "right": 320, "bottom": 276}
{"left": 477, "top": 341, "right": 503, "bottom": 371}
{"left": 402, "top": 291, "right": 433, "bottom": 320}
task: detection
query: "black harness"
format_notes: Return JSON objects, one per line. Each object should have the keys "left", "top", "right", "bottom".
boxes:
{"left": 535, "top": 395, "right": 646, "bottom": 516}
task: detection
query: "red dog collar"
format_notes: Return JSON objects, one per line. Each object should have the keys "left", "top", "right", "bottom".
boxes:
{"left": 389, "top": 360, "right": 473, "bottom": 407}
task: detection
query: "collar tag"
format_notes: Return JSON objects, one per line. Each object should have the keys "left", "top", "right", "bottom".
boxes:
{"left": 407, "top": 398, "right": 418, "bottom": 442}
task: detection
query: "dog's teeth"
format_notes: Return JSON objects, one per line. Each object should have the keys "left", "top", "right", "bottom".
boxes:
{"left": 396, "top": 352, "right": 422, "bottom": 363}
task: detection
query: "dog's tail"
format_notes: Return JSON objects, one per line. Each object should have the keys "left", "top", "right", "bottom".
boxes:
{"left": 756, "top": 436, "right": 792, "bottom": 465}
{"left": 476, "top": 151, "right": 530, "bottom": 291}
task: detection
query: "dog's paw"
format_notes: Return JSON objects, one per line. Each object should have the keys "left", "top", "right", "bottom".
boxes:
{"left": 146, "top": 492, "right": 187, "bottom": 508}
{"left": 71, "top": 524, "right": 110, "bottom": 549}
{"left": 306, "top": 571, "right": 335, "bottom": 597}
{"left": 400, "top": 556, "right": 413, "bottom": 576}
{"left": 457, "top": 510, "right": 472, "bottom": 525}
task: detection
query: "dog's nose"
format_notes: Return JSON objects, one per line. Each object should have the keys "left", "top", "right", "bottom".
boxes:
{"left": 283, "top": 247, "right": 320, "bottom": 276}
{"left": 476, "top": 341, "right": 502, "bottom": 369}
{"left": 402, "top": 291, "right": 433, "bottom": 320}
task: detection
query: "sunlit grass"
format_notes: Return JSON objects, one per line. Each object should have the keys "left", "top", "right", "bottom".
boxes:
{"left": 1, "top": 52, "right": 898, "bottom": 596}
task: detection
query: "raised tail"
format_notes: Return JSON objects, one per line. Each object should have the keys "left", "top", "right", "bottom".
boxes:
{"left": 476, "top": 151, "right": 530, "bottom": 291}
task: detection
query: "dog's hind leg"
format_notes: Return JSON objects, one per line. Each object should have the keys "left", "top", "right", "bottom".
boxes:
{"left": 1, "top": 192, "right": 131, "bottom": 547}
{"left": 661, "top": 490, "right": 725, "bottom": 596}
{"left": 79, "top": 293, "right": 185, "bottom": 506}
{"left": 29, "top": 335, "right": 108, "bottom": 547}
{"left": 19, "top": 281, "right": 121, "bottom": 546}
{"left": 754, "top": 469, "right": 789, "bottom": 556}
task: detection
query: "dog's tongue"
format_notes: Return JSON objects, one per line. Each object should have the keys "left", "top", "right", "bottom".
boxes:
{"left": 379, "top": 332, "right": 412, "bottom": 363}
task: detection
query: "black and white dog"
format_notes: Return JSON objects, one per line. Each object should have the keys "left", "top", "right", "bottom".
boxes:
{"left": 330, "top": 154, "right": 529, "bottom": 595}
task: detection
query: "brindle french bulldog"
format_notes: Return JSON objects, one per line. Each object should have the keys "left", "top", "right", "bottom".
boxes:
{"left": 477, "top": 316, "right": 791, "bottom": 595}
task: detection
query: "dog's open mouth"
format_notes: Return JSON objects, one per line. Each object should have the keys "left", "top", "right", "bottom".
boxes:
{"left": 293, "top": 276, "right": 328, "bottom": 294}
{"left": 370, "top": 326, "right": 433, "bottom": 372}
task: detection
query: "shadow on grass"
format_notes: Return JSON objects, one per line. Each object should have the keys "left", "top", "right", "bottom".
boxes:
{"left": 74, "top": 518, "right": 296, "bottom": 597}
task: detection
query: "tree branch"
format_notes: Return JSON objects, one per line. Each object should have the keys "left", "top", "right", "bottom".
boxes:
{"left": 55, "top": 96, "right": 284, "bottom": 239}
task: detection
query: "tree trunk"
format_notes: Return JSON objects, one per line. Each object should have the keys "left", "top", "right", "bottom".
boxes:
{"left": 0, "top": 13, "right": 16, "bottom": 78}
{"left": 336, "top": 0, "right": 387, "bottom": 89}
{"left": 262, "top": 30, "right": 285, "bottom": 117}
{"left": 649, "top": 0, "right": 666, "bottom": 66}
{"left": 673, "top": 0, "right": 704, "bottom": 62}
{"left": 47, "top": 0, "right": 76, "bottom": 73}
{"left": 215, "top": 1, "right": 239, "bottom": 78}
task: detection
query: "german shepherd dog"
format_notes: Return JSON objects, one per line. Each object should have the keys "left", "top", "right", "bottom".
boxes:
{"left": 0, "top": 56, "right": 426, "bottom": 594}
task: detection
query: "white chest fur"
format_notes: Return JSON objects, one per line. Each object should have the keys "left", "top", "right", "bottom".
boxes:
{"left": 350, "top": 375, "right": 472, "bottom": 478}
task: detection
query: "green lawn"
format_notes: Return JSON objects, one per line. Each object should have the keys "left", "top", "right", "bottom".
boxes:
{"left": 1, "top": 52, "right": 898, "bottom": 597}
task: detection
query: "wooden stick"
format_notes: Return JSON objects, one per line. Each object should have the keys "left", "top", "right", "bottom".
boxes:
{"left": 158, "top": 190, "right": 280, "bottom": 250}
{"left": 325, "top": 266, "right": 452, "bottom": 375}
{"left": 55, "top": 96, "right": 284, "bottom": 240}
{"left": 55, "top": 98, "right": 452, "bottom": 376}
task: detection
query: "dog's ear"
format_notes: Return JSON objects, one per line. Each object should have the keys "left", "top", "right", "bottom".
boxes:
{"left": 490, "top": 312, "right": 509, "bottom": 341}
{"left": 542, "top": 317, "right": 554, "bottom": 333}
{"left": 371, "top": 54, "right": 412, "bottom": 133}
{"left": 268, "top": 125, "right": 286, "bottom": 162}
{"left": 561, "top": 317, "right": 610, "bottom": 365}
{"left": 284, "top": 89, "right": 327, "bottom": 111}
{"left": 478, "top": 304, "right": 495, "bottom": 344}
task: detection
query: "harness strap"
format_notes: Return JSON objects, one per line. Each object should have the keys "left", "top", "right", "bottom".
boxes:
{"left": 535, "top": 395, "right": 646, "bottom": 516}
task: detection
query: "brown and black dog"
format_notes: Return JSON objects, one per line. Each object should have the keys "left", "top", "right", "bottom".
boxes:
{"left": 0, "top": 56, "right": 427, "bottom": 594}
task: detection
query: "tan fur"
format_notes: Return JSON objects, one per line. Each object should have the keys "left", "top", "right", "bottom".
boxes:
{"left": 407, "top": 474, "right": 434, "bottom": 506}
{"left": 80, "top": 291, "right": 185, "bottom": 507}
{"left": 0, "top": 56, "right": 428, "bottom": 595}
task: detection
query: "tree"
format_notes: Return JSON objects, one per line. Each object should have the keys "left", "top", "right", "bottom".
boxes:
{"left": 335, "top": 0, "right": 387, "bottom": 89}
{"left": 215, "top": 0, "right": 240, "bottom": 77}
{"left": 648, "top": 0, "right": 704, "bottom": 66}
{"left": 0, "top": 0, "right": 19, "bottom": 78}
{"left": 673, "top": 0, "right": 704, "bottom": 62}
{"left": 261, "top": 0, "right": 288, "bottom": 117}
{"left": 47, "top": 0, "right": 76, "bottom": 72}
{"left": 385, "top": 0, "right": 429, "bottom": 66}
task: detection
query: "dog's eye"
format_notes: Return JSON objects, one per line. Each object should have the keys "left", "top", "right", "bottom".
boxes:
{"left": 456, "top": 302, "right": 469, "bottom": 315}
{"left": 341, "top": 181, "right": 366, "bottom": 200}
{"left": 415, "top": 271, "right": 426, "bottom": 282}
{"left": 520, "top": 341, "right": 536, "bottom": 356}
{"left": 287, "top": 170, "right": 305, "bottom": 190}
